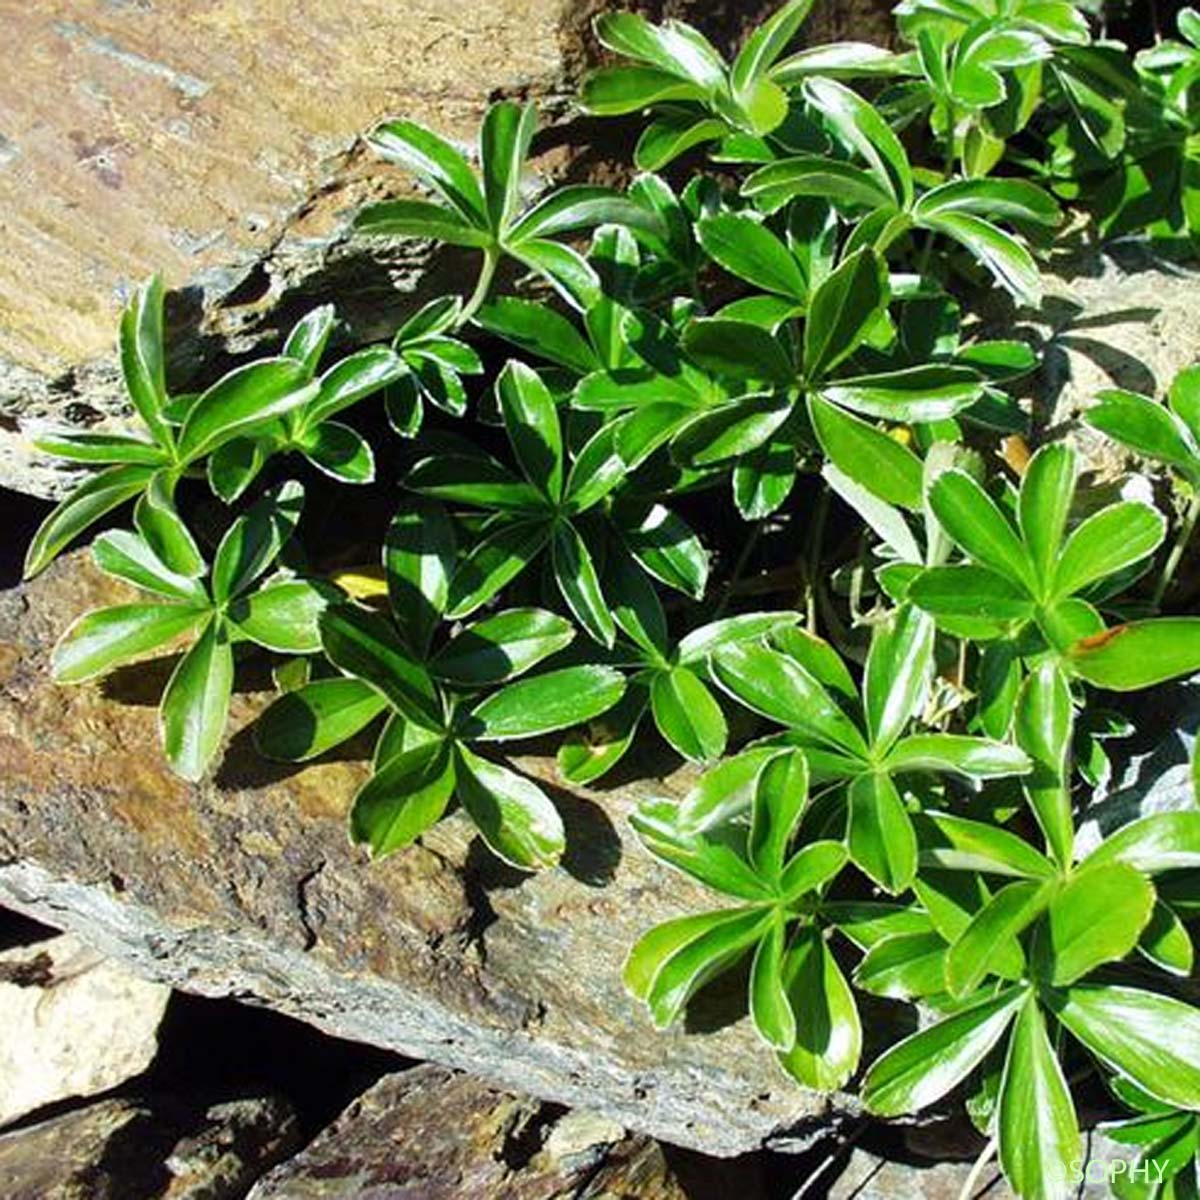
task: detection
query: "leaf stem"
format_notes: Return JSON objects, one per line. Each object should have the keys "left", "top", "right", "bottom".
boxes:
{"left": 957, "top": 1135, "right": 997, "bottom": 1200}
{"left": 458, "top": 244, "right": 501, "bottom": 328}
{"left": 1155, "top": 491, "right": 1200, "bottom": 608}
{"left": 714, "top": 521, "right": 763, "bottom": 619}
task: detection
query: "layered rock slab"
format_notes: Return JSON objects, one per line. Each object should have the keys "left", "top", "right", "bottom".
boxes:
{"left": 0, "top": 555, "right": 853, "bottom": 1156}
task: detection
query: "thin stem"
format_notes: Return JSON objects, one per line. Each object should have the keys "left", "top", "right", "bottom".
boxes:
{"left": 1155, "top": 491, "right": 1200, "bottom": 607}
{"left": 714, "top": 521, "right": 763, "bottom": 619}
{"left": 958, "top": 1135, "right": 998, "bottom": 1200}
{"left": 457, "top": 244, "right": 501, "bottom": 328}
{"left": 806, "top": 488, "right": 831, "bottom": 635}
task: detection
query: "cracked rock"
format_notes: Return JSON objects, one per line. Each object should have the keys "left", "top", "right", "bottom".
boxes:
{"left": 246, "top": 1064, "right": 688, "bottom": 1199}
{"left": 0, "top": 554, "right": 855, "bottom": 1156}
{"left": 0, "top": 932, "right": 171, "bottom": 1127}
{"left": 0, "top": 1092, "right": 299, "bottom": 1200}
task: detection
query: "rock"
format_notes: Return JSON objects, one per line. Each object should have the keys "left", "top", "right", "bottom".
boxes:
{"left": 0, "top": 0, "right": 896, "bottom": 501}
{"left": 1023, "top": 245, "right": 1200, "bottom": 480}
{"left": 247, "top": 1063, "right": 689, "bottom": 1198}
{"left": 0, "top": 554, "right": 855, "bottom": 1157}
{"left": 0, "top": 1092, "right": 299, "bottom": 1200}
{"left": 0, "top": 931, "right": 171, "bottom": 1126}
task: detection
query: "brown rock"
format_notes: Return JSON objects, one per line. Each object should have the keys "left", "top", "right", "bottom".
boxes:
{"left": 0, "top": 1092, "right": 299, "bottom": 1200}
{"left": 0, "top": 0, "right": 896, "bottom": 500}
{"left": 0, "top": 555, "right": 855, "bottom": 1156}
{"left": 246, "top": 1064, "right": 689, "bottom": 1199}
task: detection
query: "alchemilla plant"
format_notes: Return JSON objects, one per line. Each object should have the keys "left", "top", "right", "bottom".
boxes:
{"left": 25, "top": 0, "right": 1200, "bottom": 1194}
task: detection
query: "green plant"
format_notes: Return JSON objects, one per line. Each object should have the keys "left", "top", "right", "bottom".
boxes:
{"left": 23, "top": 0, "right": 1200, "bottom": 1194}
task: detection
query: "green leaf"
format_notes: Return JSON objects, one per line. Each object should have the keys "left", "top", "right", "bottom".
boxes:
{"left": 255, "top": 677, "right": 387, "bottom": 762}
{"left": 1139, "top": 900, "right": 1194, "bottom": 977}
{"left": 1085, "top": 389, "right": 1200, "bottom": 480}
{"left": 133, "top": 471, "right": 204, "bottom": 579}
{"left": 564, "top": 420, "right": 627, "bottom": 514}
{"left": 551, "top": 520, "right": 616, "bottom": 647}
{"left": 731, "top": 0, "right": 813, "bottom": 92}
{"left": 946, "top": 878, "right": 1053, "bottom": 997}
{"left": 780, "top": 839, "right": 848, "bottom": 898}
{"left": 677, "top": 612, "right": 797, "bottom": 665}
{"left": 1018, "top": 442, "right": 1077, "bottom": 596}
{"left": 862, "top": 986, "right": 1026, "bottom": 1116}
{"left": 778, "top": 925, "right": 862, "bottom": 1090}
{"left": 159, "top": 619, "right": 233, "bottom": 781}
{"left": 1170, "top": 365, "right": 1200, "bottom": 443}
{"left": 593, "top": 10, "right": 726, "bottom": 90}
{"left": 772, "top": 41, "right": 909, "bottom": 83}
{"left": 997, "top": 993, "right": 1081, "bottom": 1200}
{"left": 207, "top": 436, "right": 268, "bottom": 503}
{"left": 622, "top": 504, "right": 709, "bottom": 599}
{"left": 283, "top": 304, "right": 335, "bottom": 375}
{"left": 212, "top": 481, "right": 304, "bottom": 603}
{"left": 52, "top": 603, "right": 207, "bottom": 684}
{"left": 557, "top": 682, "right": 648, "bottom": 785}
{"left": 355, "top": 198, "right": 495, "bottom": 247}
{"left": 368, "top": 118, "right": 486, "bottom": 225}
{"left": 498, "top": 360, "right": 564, "bottom": 502}
{"left": 682, "top": 319, "right": 795, "bottom": 384}
{"left": 24, "top": 463, "right": 157, "bottom": 579}
{"left": 118, "top": 276, "right": 171, "bottom": 443}
{"left": 300, "top": 422, "right": 374, "bottom": 484}
{"left": 695, "top": 213, "right": 808, "bottom": 300}
{"left": 433, "top": 608, "right": 574, "bottom": 686}
{"left": 748, "top": 748, "right": 810, "bottom": 882}
{"left": 455, "top": 745, "right": 565, "bottom": 870}
{"left": 803, "top": 247, "right": 889, "bottom": 381}
{"left": 802, "top": 77, "right": 912, "bottom": 207}
{"left": 863, "top": 605, "right": 933, "bottom": 754}
{"left": 302, "top": 347, "right": 407, "bottom": 429}
{"left": 651, "top": 667, "right": 727, "bottom": 763}
{"left": 914, "top": 178, "right": 1062, "bottom": 227}
{"left": 177, "top": 360, "right": 316, "bottom": 463}
{"left": 676, "top": 748, "right": 781, "bottom": 831}
{"left": 923, "top": 212, "right": 1042, "bottom": 305}
{"left": 230, "top": 580, "right": 330, "bottom": 653}
{"left": 624, "top": 908, "right": 756, "bottom": 1001}
{"left": 408, "top": 454, "right": 542, "bottom": 513}
{"left": 819, "top": 364, "right": 982, "bottom": 422}
{"left": 750, "top": 913, "right": 796, "bottom": 1050}
{"left": 92, "top": 530, "right": 207, "bottom": 604}
{"left": 916, "top": 812, "right": 1056, "bottom": 878}
{"left": 908, "top": 564, "right": 1035, "bottom": 623}
{"left": 446, "top": 518, "right": 550, "bottom": 618}
{"left": 579, "top": 65, "right": 706, "bottom": 116}
{"left": 350, "top": 740, "right": 456, "bottom": 858}
{"left": 467, "top": 665, "right": 625, "bottom": 741}
{"left": 1084, "top": 812, "right": 1200, "bottom": 874}
{"left": 885, "top": 734, "right": 1031, "bottom": 778}
{"left": 848, "top": 770, "right": 918, "bottom": 894}
{"left": 644, "top": 908, "right": 771, "bottom": 1029}
{"left": 928, "top": 469, "right": 1035, "bottom": 592}
{"left": 1033, "top": 862, "right": 1154, "bottom": 986}
{"left": 711, "top": 641, "right": 869, "bottom": 757}
{"left": 854, "top": 931, "right": 948, "bottom": 1000}
{"left": 742, "top": 155, "right": 896, "bottom": 214}
{"left": 1068, "top": 619, "right": 1200, "bottom": 690}
{"left": 808, "top": 394, "right": 923, "bottom": 509}
{"left": 32, "top": 431, "right": 166, "bottom": 467}
{"left": 1053, "top": 502, "right": 1166, "bottom": 599}
{"left": 671, "top": 396, "right": 793, "bottom": 466}
{"left": 508, "top": 185, "right": 661, "bottom": 244}
{"left": 1049, "top": 984, "right": 1200, "bottom": 1109}
{"left": 480, "top": 100, "right": 536, "bottom": 234}
{"left": 631, "top": 798, "right": 774, "bottom": 900}
{"left": 508, "top": 239, "right": 601, "bottom": 310}
{"left": 319, "top": 604, "right": 441, "bottom": 729}
{"left": 475, "top": 298, "right": 599, "bottom": 374}
{"left": 1014, "top": 661, "right": 1075, "bottom": 869}
{"left": 383, "top": 498, "right": 456, "bottom": 658}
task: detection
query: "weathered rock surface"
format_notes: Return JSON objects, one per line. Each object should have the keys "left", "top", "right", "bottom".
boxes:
{"left": 247, "top": 1064, "right": 690, "bottom": 1199}
{"left": 0, "top": 931, "right": 171, "bottom": 1126}
{"left": 0, "top": 0, "right": 895, "bottom": 500}
{"left": 0, "top": 555, "right": 855, "bottom": 1157}
{"left": 1023, "top": 245, "right": 1200, "bottom": 479}
{"left": 0, "top": 1092, "right": 299, "bottom": 1200}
